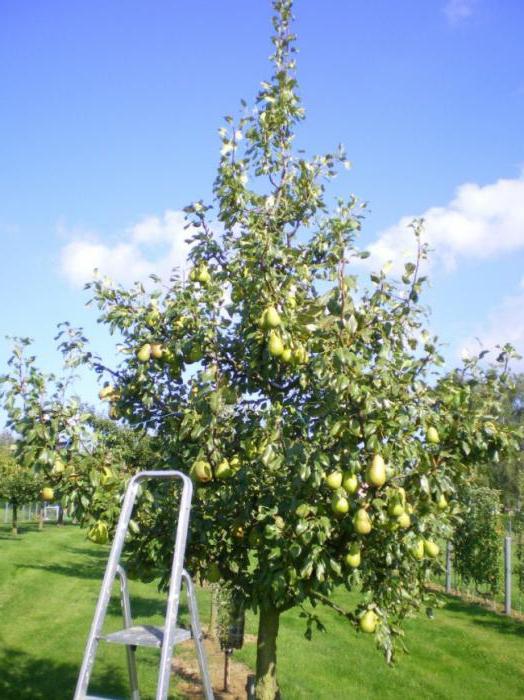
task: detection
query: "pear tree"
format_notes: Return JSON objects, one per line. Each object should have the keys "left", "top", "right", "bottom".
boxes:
{"left": 0, "top": 447, "right": 43, "bottom": 535}
{"left": 56, "top": 2, "right": 520, "bottom": 698}
{"left": 0, "top": 337, "right": 93, "bottom": 529}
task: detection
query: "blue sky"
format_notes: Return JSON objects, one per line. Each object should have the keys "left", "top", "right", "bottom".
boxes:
{"left": 1, "top": 0, "right": 524, "bottom": 410}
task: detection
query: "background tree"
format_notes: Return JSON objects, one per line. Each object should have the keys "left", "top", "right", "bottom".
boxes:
{"left": 480, "top": 373, "right": 524, "bottom": 510}
{"left": 54, "top": 2, "right": 521, "bottom": 698}
{"left": 0, "top": 336, "right": 93, "bottom": 531}
{"left": 452, "top": 485, "right": 503, "bottom": 596}
{"left": 0, "top": 446, "right": 43, "bottom": 535}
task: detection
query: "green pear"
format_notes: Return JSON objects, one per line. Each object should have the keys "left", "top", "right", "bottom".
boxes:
{"left": 293, "top": 346, "right": 309, "bottom": 364}
{"left": 331, "top": 494, "right": 349, "bottom": 515}
{"left": 411, "top": 539, "right": 425, "bottom": 561}
{"left": 87, "top": 520, "right": 109, "bottom": 545}
{"left": 359, "top": 610, "right": 378, "bottom": 633}
{"left": 281, "top": 347, "right": 293, "bottom": 363}
{"left": 397, "top": 512, "right": 411, "bottom": 529}
{"left": 268, "top": 332, "right": 284, "bottom": 357}
{"left": 98, "top": 384, "right": 115, "bottom": 400}
{"left": 345, "top": 543, "right": 361, "bottom": 568}
{"left": 325, "top": 471, "right": 343, "bottom": 490}
{"left": 150, "top": 343, "right": 164, "bottom": 359}
{"left": 389, "top": 502, "right": 405, "bottom": 517}
{"left": 426, "top": 426, "right": 440, "bottom": 444}
{"left": 196, "top": 265, "right": 211, "bottom": 284}
{"left": 51, "top": 458, "right": 65, "bottom": 475}
{"left": 263, "top": 306, "right": 281, "bottom": 329}
{"left": 366, "top": 454, "right": 386, "bottom": 487}
{"left": 424, "top": 539, "right": 440, "bottom": 558}
{"left": 136, "top": 343, "right": 152, "bottom": 362}
{"left": 40, "top": 486, "right": 54, "bottom": 502}
{"left": 342, "top": 472, "right": 358, "bottom": 494}
{"left": 192, "top": 460, "right": 212, "bottom": 483}
{"left": 353, "top": 508, "right": 372, "bottom": 535}
{"left": 215, "top": 459, "right": 232, "bottom": 479}
{"left": 437, "top": 494, "right": 448, "bottom": 510}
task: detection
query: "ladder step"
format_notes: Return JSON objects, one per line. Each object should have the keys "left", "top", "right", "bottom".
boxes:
{"left": 101, "top": 624, "right": 191, "bottom": 648}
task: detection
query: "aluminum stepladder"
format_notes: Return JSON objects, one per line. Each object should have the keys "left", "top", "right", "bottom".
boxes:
{"left": 74, "top": 470, "right": 214, "bottom": 700}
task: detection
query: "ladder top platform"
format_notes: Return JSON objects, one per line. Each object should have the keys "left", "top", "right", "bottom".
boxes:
{"left": 101, "top": 624, "right": 191, "bottom": 648}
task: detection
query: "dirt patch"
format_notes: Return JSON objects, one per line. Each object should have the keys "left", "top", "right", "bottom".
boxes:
{"left": 173, "top": 635, "right": 254, "bottom": 699}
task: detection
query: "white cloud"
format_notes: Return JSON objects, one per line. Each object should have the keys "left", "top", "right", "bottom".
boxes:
{"left": 60, "top": 210, "right": 191, "bottom": 288}
{"left": 460, "top": 279, "right": 524, "bottom": 366}
{"left": 361, "top": 173, "right": 524, "bottom": 274}
{"left": 444, "top": 0, "right": 477, "bottom": 25}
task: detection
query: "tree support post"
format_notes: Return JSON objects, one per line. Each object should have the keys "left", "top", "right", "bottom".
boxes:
{"left": 445, "top": 541, "right": 452, "bottom": 594}
{"left": 504, "top": 535, "right": 512, "bottom": 615}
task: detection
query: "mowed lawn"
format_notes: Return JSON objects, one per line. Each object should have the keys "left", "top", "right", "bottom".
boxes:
{"left": 1, "top": 524, "right": 523, "bottom": 700}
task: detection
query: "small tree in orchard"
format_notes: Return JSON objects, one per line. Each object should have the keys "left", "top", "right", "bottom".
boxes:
{"left": 0, "top": 337, "right": 93, "bottom": 527}
{"left": 62, "top": 414, "right": 161, "bottom": 545}
{"left": 452, "top": 485, "right": 503, "bottom": 596}
{"left": 0, "top": 445, "right": 43, "bottom": 535}
{"left": 58, "top": 2, "right": 519, "bottom": 697}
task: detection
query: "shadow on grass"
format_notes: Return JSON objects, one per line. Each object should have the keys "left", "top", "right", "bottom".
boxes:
{"left": 0, "top": 647, "right": 128, "bottom": 700}
{"left": 0, "top": 523, "right": 41, "bottom": 540}
{"left": 64, "top": 544, "right": 111, "bottom": 559}
{"left": 106, "top": 594, "right": 177, "bottom": 621}
{"left": 443, "top": 596, "right": 524, "bottom": 636}
{"left": 16, "top": 561, "right": 107, "bottom": 580}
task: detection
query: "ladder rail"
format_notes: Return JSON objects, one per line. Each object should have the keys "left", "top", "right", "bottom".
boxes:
{"left": 74, "top": 470, "right": 192, "bottom": 700}
{"left": 116, "top": 565, "right": 140, "bottom": 700}
{"left": 182, "top": 570, "right": 214, "bottom": 700}
{"left": 156, "top": 472, "right": 193, "bottom": 699}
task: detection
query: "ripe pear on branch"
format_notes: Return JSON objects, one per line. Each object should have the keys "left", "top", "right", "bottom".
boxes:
{"left": 267, "top": 331, "right": 284, "bottom": 357}
{"left": 345, "top": 542, "right": 361, "bottom": 568}
{"left": 136, "top": 343, "right": 152, "bottom": 362}
{"left": 260, "top": 306, "right": 282, "bottom": 330}
{"left": 366, "top": 454, "right": 387, "bottom": 487}
{"left": 353, "top": 508, "right": 372, "bottom": 535}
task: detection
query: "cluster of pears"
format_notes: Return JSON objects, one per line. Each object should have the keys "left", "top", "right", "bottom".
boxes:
{"left": 190, "top": 455, "right": 241, "bottom": 483}
{"left": 387, "top": 487, "right": 413, "bottom": 530}
{"left": 409, "top": 538, "right": 440, "bottom": 560}
{"left": 189, "top": 264, "right": 211, "bottom": 285}
{"left": 259, "top": 304, "right": 308, "bottom": 365}
{"left": 325, "top": 454, "right": 389, "bottom": 533}
{"left": 87, "top": 520, "right": 109, "bottom": 545}
{"left": 136, "top": 342, "right": 165, "bottom": 363}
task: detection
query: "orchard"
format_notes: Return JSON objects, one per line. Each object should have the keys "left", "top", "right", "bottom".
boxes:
{"left": 1, "top": 2, "right": 522, "bottom": 699}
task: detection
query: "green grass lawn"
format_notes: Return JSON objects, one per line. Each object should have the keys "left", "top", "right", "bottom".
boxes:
{"left": 1, "top": 523, "right": 523, "bottom": 699}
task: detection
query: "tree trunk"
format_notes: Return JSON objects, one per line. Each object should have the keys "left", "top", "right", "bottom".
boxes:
{"left": 38, "top": 505, "right": 44, "bottom": 531}
{"left": 11, "top": 503, "right": 18, "bottom": 536}
{"left": 255, "top": 603, "right": 280, "bottom": 700}
{"left": 208, "top": 585, "right": 218, "bottom": 640}
{"left": 57, "top": 504, "right": 64, "bottom": 526}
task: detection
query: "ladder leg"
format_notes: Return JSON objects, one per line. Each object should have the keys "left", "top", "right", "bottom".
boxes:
{"left": 182, "top": 571, "right": 214, "bottom": 700}
{"left": 73, "top": 478, "right": 141, "bottom": 699}
{"left": 116, "top": 566, "right": 140, "bottom": 700}
{"left": 156, "top": 477, "right": 193, "bottom": 700}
